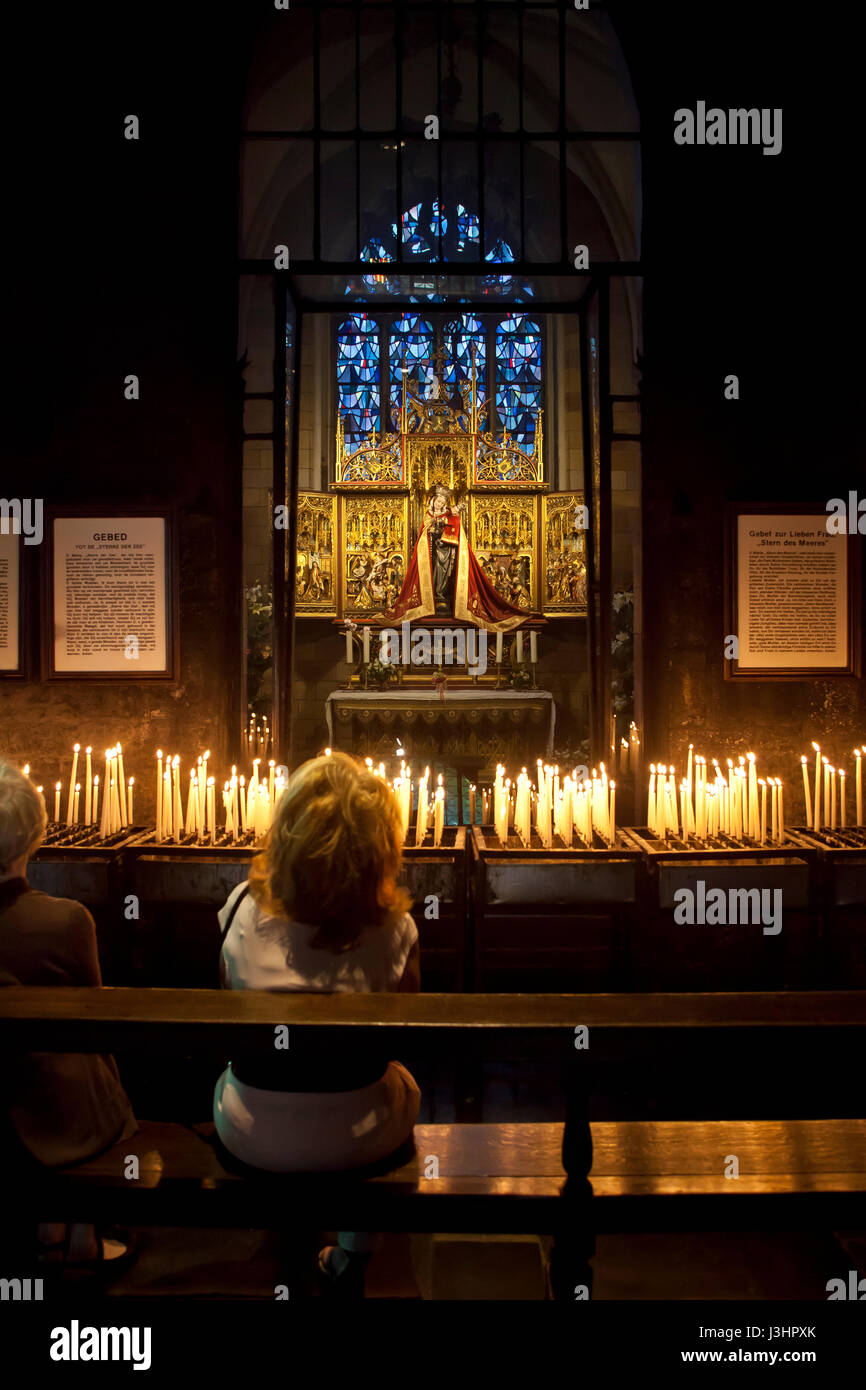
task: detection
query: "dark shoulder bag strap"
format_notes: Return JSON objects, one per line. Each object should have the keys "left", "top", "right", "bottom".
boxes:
{"left": 220, "top": 884, "right": 251, "bottom": 944}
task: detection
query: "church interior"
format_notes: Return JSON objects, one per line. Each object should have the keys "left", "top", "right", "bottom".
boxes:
{"left": 1, "top": 0, "right": 865, "bottom": 1341}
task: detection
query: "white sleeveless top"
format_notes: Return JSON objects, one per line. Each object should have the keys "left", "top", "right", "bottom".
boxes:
{"left": 218, "top": 881, "right": 418, "bottom": 994}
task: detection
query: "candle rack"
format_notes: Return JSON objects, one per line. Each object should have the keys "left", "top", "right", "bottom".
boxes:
{"left": 622, "top": 826, "right": 813, "bottom": 859}
{"left": 37, "top": 823, "right": 146, "bottom": 854}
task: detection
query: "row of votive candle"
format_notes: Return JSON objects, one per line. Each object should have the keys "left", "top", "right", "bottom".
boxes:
{"left": 493, "top": 761, "right": 616, "bottom": 848}
{"left": 47, "top": 744, "right": 133, "bottom": 836}
{"left": 155, "top": 751, "right": 286, "bottom": 843}
{"left": 801, "top": 743, "right": 866, "bottom": 831}
{"left": 246, "top": 715, "right": 271, "bottom": 758}
{"left": 648, "top": 749, "right": 784, "bottom": 843}
{"left": 382, "top": 761, "right": 445, "bottom": 848}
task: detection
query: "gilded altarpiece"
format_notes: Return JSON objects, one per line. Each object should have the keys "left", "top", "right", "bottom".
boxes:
{"left": 542, "top": 492, "right": 588, "bottom": 614}
{"left": 295, "top": 352, "right": 588, "bottom": 619}
{"left": 295, "top": 493, "right": 337, "bottom": 615}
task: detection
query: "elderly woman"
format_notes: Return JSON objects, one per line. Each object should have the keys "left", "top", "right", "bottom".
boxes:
{"left": 0, "top": 763, "right": 137, "bottom": 1273}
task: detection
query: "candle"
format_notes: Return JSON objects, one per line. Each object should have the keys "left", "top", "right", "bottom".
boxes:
{"left": 823, "top": 757, "right": 830, "bottom": 830}
{"left": 53, "top": 782, "right": 61, "bottom": 822}
{"left": 495, "top": 631, "right": 503, "bottom": 664}
{"left": 777, "top": 779, "right": 784, "bottom": 843}
{"left": 800, "top": 756, "right": 812, "bottom": 827}
{"left": 117, "top": 745, "right": 127, "bottom": 827}
{"left": 163, "top": 768, "right": 173, "bottom": 841}
{"left": 73, "top": 783, "right": 80, "bottom": 824}
{"left": 812, "top": 742, "right": 821, "bottom": 832}
{"left": 770, "top": 779, "right": 777, "bottom": 842}
{"left": 647, "top": 764, "right": 656, "bottom": 832}
{"left": 469, "top": 784, "right": 476, "bottom": 826}
{"left": 362, "top": 627, "right": 371, "bottom": 663}
{"left": 840, "top": 770, "right": 846, "bottom": 829}
{"left": 608, "top": 781, "right": 615, "bottom": 845}
{"left": 83, "top": 748, "right": 92, "bottom": 825}
{"left": 156, "top": 751, "right": 164, "bottom": 842}
{"left": 830, "top": 767, "right": 837, "bottom": 830}
{"left": 759, "top": 779, "right": 767, "bottom": 845}
{"left": 687, "top": 744, "right": 694, "bottom": 796}
{"left": 529, "top": 631, "right": 537, "bottom": 663}
{"left": 515, "top": 631, "right": 524, "bottom": 663}
{"left": 748, "top": 754, "right": 759, "bottom": 841}
{"left": 127, "top": 777, "right": 134, "bottom": 824}
{"left": 208, "top": 778, "right": 216, "bottom": 845}
{"left": 433, "top": 780, "right": 445, "bottom": 847}
{"left": 268, "top": 760, "right": 276, "bottom": 804}
{"left": 345, "top": 627, "right": 353, "bottom": 663}
{"left": 856, "top": 750, "right": 863, "bottom": 827}
{"left": 239, "top": 776, "right": 247, "bottom": 834}
{"left": 66, "top": 744, "right": 80, "bottom": 825}
{"left": 92, "top": 776, "right": 100, "bottom": 828}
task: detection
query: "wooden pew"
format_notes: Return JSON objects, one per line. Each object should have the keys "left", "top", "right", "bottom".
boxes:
{"left": 2, "top": 988, "right": 865, "bottom": 1238}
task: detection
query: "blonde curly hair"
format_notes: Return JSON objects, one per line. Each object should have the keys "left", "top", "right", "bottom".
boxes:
{"left": 248, "top": 751, "right": 411, "bottom": 952}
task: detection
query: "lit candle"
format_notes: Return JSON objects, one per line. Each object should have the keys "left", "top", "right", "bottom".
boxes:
{"left": 127, "top": 777, "right": 134, "bottom": 824}
{"left": 812, "top": 742, "right": 821, "bottom": 832}
{"left": 529, "top": 631, "right": 537, "bottom": 663}
{"left": 823, "top": 757, "right": 830, "bottom": 830}
{"left": 163, "top": 768, "right": 173, "bottom": 841}
{"left": 92, "top": 776, "right": 100, "bottom": 828}
{"left": 777, "top": 778, "right": 784, "bottom": 842}
{"left": 839, "top": 769, "right": 846, "bottom": 829}
{"left": 72, "top": 783, "right": 80, "bottom": 824}
{"left": 433, "top": 779, "right": 445, "bottom": 847}
{"left": 855, "top": 750, "right": 862, "bottom": 827}
{"left": 239, "top": 776, "right": 247, "bottom": 834}
{"left": 84, "top": 748, "right": 92, "bottom": 825}
{"left": 687, "top": 744, "right": 694, "bottom": 797}
{"left": 208, "top": 778, "right": 216, "bottom": 845}
{"left": 469, "top": 784, "right": 476, "bottom": 825}
{"left": 647, "top": 764, "right": 656, "bottom": 832}
{"left": 608, "top": 781, "right": 616, "bottom": 845}
{"left": 185, "top": 772, "right": 196, "bottom": 836}
{"left": 156, "top": 751, "right": 164, "bottom": 842}
{"left": 770, "top": 779, "right": 777, "bottom": 842}
{"left": 66, "top": 744, "right": 80, "bottom": 825}
{"left": 800, "top": 756, "right": 812, "bottom": 827}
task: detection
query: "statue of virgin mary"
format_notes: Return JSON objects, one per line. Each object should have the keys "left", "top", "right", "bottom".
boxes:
{"left": 380, "top": 485, "right": 528, "bottom": 632}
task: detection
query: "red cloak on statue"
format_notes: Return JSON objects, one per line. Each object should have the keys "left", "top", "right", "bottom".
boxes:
{"left": 382, "top": 508, "right": 528, "bottom": 632}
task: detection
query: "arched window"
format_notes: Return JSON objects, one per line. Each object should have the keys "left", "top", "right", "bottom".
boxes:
{"left": 337, "top": 313, "right": 380, "bottom": 450}
{"left": 444, "top": 314, "right": 486, "bottom": 403}
{"left": 389, "top": 314, "right": 434, "bottom": 428}
{"left": 496, "top": 314, "right": 542, "bottom": 445}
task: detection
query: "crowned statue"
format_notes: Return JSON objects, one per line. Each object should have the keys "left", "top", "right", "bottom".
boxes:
{"left": 381, "top": 484, "right": 528, "bottom": 632}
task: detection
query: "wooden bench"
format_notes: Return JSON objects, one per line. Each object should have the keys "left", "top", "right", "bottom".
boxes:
{"left": 2, "top": 988, "right": 865, "bottom": 1236}
{"left": 18, "top": 1117, "right": 866, "bottom": 1234}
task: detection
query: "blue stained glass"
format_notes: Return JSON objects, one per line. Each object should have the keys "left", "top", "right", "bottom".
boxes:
{"left": 496, "top": 315, "right": 542, "bottom": 445}
{"left": 444, "top": 314, "right": 486, "bottom": 403}
{"left": 389, "top": 314, "right": 433, "bottom": 428}
{"left": 337, "top": 313, "right": 380, "bottom": 449}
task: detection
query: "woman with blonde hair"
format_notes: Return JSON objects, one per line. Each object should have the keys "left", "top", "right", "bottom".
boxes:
{"left": 213, "top": 751, "right": 421, "bottom": 1293}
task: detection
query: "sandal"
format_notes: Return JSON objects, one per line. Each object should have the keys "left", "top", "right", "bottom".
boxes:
{"left": 38, "top": 1227, "right": 139, "bottom": 1282}
{"left": 316, "top": 1245, "right": 371, "bottom": 1299}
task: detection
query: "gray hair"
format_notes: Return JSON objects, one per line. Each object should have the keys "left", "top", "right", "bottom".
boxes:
{"left": 0, "top": 764, "right": 47, "bottom": 873}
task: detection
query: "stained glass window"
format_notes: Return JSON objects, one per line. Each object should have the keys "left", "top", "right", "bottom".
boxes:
{"left": 337, "top": 313, "right": 380, "bottom": 450}
{"left": 496, "top": 314, "right": 542, "bottom": 445}
{"left": 351, "top": 203, "right": 531, "bottom": 300}
{"left": 444, "top": 314, "right": 486, "bottom": 403}
{"left": 389, "top": 314, "right": 434, "bottom": 427}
